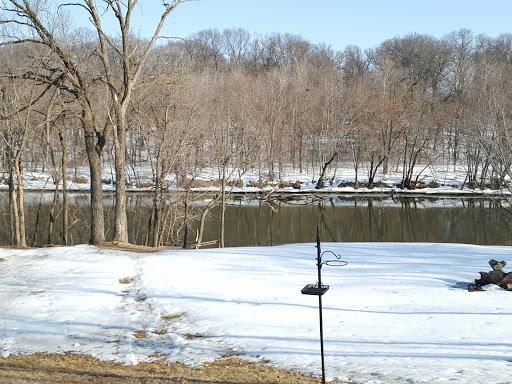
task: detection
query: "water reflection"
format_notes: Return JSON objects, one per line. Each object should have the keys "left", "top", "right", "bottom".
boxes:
{"left": 207, "top": 196, "right": 512, "bottom": 246}
{"left": 0, "top": 192, "right": 511, "bottom": 246}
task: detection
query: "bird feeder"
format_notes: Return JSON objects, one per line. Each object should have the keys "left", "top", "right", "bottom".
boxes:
{"left": 301, "top": 228, "right": 347, "bottom": 384}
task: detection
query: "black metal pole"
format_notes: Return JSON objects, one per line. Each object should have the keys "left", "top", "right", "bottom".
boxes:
{"left": 316, "top": 227, "right": 326, "bottom": 384}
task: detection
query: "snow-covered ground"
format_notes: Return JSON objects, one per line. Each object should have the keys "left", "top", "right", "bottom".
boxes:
{"left": 1, "top": 243, "right": 511, "bottom": 384}
{"left": 1, "top": 164, "right": 510, "bottom": 196}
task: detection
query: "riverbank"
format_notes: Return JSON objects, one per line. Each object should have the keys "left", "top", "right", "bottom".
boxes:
{"left": 1, "top": 164, "right": 510, "bottom": 197}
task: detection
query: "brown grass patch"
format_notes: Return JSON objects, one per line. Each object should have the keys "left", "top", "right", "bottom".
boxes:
{"left": 161, "top": 314, "right": 184, "bottom": 321}
{"left": 279, "top": 181, "right": 301, "bottom": 189}
{"left": 72, "top": 176, "right": 89, "bottom": 184}
{"left": 119, "top": 277, "right": 136, "bottom": 284}
{"left": 0, "top": 258, "right": 4, "bottom": 262}
{"left": 177, "top": 176, "right": 222, "bottom": 188}
{"left": 132, "top": 331, "right": 147, "bottom": 339}
{"left": 0, "top": 353, "right": 348, "bottom": 383}
{"left": 135, "top": 182, "right": 153, "bottom": 188}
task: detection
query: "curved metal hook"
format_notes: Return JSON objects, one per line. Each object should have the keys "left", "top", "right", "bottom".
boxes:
{"left": 320, "top": 250, "right": 348, "bottom": 267}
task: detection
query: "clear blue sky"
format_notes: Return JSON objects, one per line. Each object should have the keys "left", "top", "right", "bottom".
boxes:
{"left": 70, "top": 0, "right": 512, "bottom": 51}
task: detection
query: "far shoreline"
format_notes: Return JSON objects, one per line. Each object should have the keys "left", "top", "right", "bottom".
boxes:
{"left": 2, "top": 186, "right": 510, "bottom": 199}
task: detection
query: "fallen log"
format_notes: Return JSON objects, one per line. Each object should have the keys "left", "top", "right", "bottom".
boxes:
{"left": 497, "top": 273, "right": 512, "bottom": 291}
{"left": 469, "top": 259, "right": 511, "bottom": 292}
{"left": 475, "top": 270, "right": 506, "bottom": 286}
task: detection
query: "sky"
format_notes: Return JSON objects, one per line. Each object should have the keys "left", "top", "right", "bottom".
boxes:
{"left": 69, "top": 0, "right": 512, "bottom": 51}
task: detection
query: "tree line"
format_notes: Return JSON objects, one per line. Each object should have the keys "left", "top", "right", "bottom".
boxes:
{"left": 1, "top": 1, "right": 512, "bottom": 247}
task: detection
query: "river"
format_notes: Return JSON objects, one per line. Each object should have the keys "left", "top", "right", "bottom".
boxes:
{"left": 1, "top": 192, "right": 511, "bottom": 247}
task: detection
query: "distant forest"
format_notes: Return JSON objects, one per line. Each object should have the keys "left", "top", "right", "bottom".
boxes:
{"left": 1, "top": 0, "right": 512, "bottom": 247}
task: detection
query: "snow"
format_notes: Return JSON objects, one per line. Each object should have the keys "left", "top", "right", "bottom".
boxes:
{"left": 1, "top": 243, "right": 512, "bottom": 383}
{"left": 2, "top": 164, "right": 511, "bottom": 196}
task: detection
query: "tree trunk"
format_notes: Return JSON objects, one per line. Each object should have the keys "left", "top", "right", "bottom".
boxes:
{"left": 48, "top": 188, "right": 58, "bottom": 245}
{"left": 8, "top": 169, "right": 20, "bottom": 246}
{"left": 147, "top": 132, "right": 167, "bottom": 248}
{"left": 382, "top": 120, "right": 393, "bottom": 174}
{"left": 83, "top": 117, "right": 106, "bottom": 245}
{"left": 32, "top": 187, "right": 46, "bottom": 247}
{"left": 59, "top": 127, "right": 69, "bottom": 245}
{"left": 183, "top": 188, "right": 191, "bottom": 248}
{"left": 220, "top": 159, "right": 227, "bottom": 248}
{"left": 147, "top": 182, "right": 163, "bottom": 248}
{"left": 316, "top": 151, "right": 337, "bottom": 189}
{"left": 14, "top": 153, "right": 27, "bottom": 248}
{"left": 113, "top": 108, "right": 129, "bottom": 243}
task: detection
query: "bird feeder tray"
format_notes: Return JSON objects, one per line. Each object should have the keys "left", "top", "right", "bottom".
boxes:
{"left": 301, "top": 284, "right": 329, "bottom": 296}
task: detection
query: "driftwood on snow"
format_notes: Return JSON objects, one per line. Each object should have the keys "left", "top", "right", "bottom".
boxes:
{"left": 469, "top": 259, "right": 512, "bottom": 291}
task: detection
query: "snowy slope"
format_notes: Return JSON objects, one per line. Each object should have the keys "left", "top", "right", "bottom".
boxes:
{"left": 1, "top": 243, "right": 511, "bottom": 384}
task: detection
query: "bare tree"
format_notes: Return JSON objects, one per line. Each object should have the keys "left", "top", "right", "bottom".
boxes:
{"left": 342, "top": 45, "right": 370, "bottom": 79}
{"left": 74, "top": 0, "right": 189, "bottom": 243}
{"left": 1, "top": 0, "right": 110, "bottom": 244}
{"left": 142, "top": 82, "right": 200, "bottom": 247}
{"left": 378, "top": 33, "right": 451, "bottom": 93}
{"left": 0, "top": 63, "right": 43, "bottom": 247}
{"left": 223, "top": 27, "right": 250, "bottom": 70}
{"left": 187, "top": 27, "right": 226, "bottom": 71}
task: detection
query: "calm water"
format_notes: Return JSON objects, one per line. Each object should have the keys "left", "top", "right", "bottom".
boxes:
{"left": 1, "top": 192, "right": 511, "bottom": 247}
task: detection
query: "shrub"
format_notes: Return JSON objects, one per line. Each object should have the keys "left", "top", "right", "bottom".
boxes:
{"left": 136, "top": 182, "right": 153, "bottom": 188}
{"left": 73, "top": 176, "right": 89, "bottom": 184}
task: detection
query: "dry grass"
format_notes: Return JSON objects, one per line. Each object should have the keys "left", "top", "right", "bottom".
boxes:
{"left": 0, "top": 258, "right": 4, "bottom": 262}
{"left": 97, "top": 242, "right": 160, "bottom": 253}
{"left": 119, "top": 277, "right": 136, "bottom": 284}
{"left": 72, "top": 176, "right": 89, "bottom": 184}
{"left": 0, "top": 353, "right": 352, "bottom": 384}
{"left": 132, "top": 331, "right": 147, "bottom": 339}
{"left": 161, "top": 314, "right": 184, "bottom": 321}
{"left": 177, "top": 177, "right": 222, "bottom": 189}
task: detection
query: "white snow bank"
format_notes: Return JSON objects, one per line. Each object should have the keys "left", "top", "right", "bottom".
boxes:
{"left": 1, "top": 243, "right": 511, "bottom": 384}
{"left": 2, "top": 164, "right": 510, "bottom": 196}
